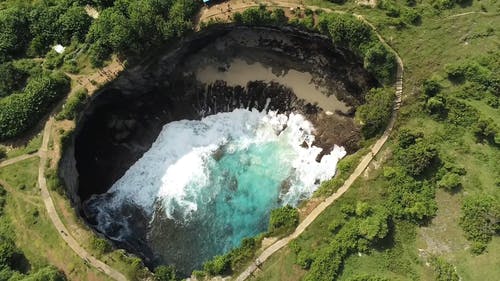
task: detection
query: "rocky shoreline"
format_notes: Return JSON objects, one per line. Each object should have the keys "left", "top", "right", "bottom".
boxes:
{"left": 58, "top": 24, "right": 378, "bottom": 270}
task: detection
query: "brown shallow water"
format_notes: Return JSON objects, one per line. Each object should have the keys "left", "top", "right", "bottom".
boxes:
{"left": 196, "top": 58, "right": 351, "bottom": 114}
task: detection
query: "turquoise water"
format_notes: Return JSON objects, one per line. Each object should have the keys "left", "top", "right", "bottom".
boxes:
{"left": 87, "top": 109, "right": 346, "bottom": 274}
{"left": 204, "top": 141, "right": 293, "bottom": 249}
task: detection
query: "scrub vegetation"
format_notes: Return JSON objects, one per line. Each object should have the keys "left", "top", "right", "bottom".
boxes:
{"left": 1, "top": 0, "right": 498, "bottom": 280}
{"left": 249, "top": 0, "right": 500, "bottom": 280}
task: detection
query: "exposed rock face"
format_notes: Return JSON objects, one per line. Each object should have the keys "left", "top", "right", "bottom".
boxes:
{"left": 59, "top": 25, "right": 378, "bottom": 268}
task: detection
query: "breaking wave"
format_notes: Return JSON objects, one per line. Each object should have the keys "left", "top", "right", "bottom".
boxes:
{"left": 85, "top": 107, "right": 346, "bottom": 269}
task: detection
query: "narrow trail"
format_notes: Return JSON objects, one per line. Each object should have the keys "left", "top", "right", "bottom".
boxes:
{"left": 38, "top": 118, "right": 128, "bottom": 281}
{"left": 0, "top": 153, "right": 38, "bottom": 168}
{"left": 201, "top": 3, "right": 404, "bottom": 280}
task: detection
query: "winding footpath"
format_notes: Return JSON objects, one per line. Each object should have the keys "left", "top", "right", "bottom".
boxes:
{"left": 0, "top": 3, "right": 405, "bottom": 281}
{"left": 0, "top": 153, "right": 38, "bottom": 168}
{"left": 223, "top": 5, "right": 404, "bottom": 281}
{"left": 38, "top": 118, "right": 128, "bottom": 281}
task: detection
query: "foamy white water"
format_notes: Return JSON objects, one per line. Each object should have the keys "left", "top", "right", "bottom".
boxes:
{"left": 88, "top": 109, "right": 346, "bottom": 240}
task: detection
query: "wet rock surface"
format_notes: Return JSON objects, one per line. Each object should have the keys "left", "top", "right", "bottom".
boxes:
{"left": 59, "top": 25, "right": 378, "bottom": 271}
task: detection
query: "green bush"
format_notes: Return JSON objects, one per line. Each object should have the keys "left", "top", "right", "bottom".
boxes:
{"left": 91, "top": 236, "right": 112, "bottom": 255}
{"left": 445, "top": 98, "right": 479, "bottom": 126}
{"left": 268, "top": 205, "right": 299, "bottom": 236}
{"left": 423, "top": 79, "right": 441, "bottom": 97}
{"left": 303, "top": 205, "right": 389, "bottom": 280}
{"left": 0, "top": 72, "right": 70, "bottom": 140}
{"left": 437, "top": 172, "right": 461, "bottom": 191}
{"left": 56, "top": 88, "right": 88, "bottom": 120}
{"left": 397, "top": 129, "right": 423, "bottom": 148}
{"left": 203, "top": 254, "right": 230, "bottom": 276}
{"left": 356, "top": 88, "right": 395, "bottom": 138}
{"left": 472, "top": 118, "right": 499, "bottom": 145}
{"left": 395, "top": 141, "right": 438, "bottom": 177}
{"left": 154, "top": 265, "right": 177, "bottom": 281}
{"left": 233, "top": 6, "right": 288, "bottom": 25}
{"left": 384, "top": 167, "right": 437, "bottom": 222}
{"left": 459, "top": 194, "right": 500, "bottom": 246}
{"left": 402, "top": 9, "right": 422, "bottom": 25}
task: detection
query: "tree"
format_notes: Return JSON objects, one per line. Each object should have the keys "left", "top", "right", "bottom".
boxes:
{"left": 364, "top": 43, "right": 396, "bottom": 84}
{"left": 58, "top": 5, "right": 92, "bottom": 45}
{"left": 356, "top": 88, "right": 395, "bottom": 138}
{"left": 0, "top": 7, "right": 31, "bottom": 63}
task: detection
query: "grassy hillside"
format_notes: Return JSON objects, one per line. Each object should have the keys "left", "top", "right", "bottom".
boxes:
{"left": 249, "top": 0, "right": 499, "bottom": 280}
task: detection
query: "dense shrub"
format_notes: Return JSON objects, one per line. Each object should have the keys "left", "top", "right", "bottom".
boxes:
{"left": 0, "top": 7, "right": 31, "bottom": 63}
{"left": 21, "top": 266, "right": 66, "bottom": 281}
{"left": 91, "top": 236, "right": 112, "bottom": 255}
{"left": 383, "top": 167, "right": 437, "bottom": 222}
{"left": 437, "top": 172, "right": 462, "bottom": 191}
{"left": 233, "top": 6, "right": 288, "bottom": 25}
{"left": 0, "top": 62, "right": 27, "bottom": 97}
{"left": 0, "top": 72, "right": 70, "bottom": 140}
{"left": 268, "top": 205, "right": 299, "bottom": 236}
{"left": 472, "top": 118, "right": 499, "bottom": 145}
{"left": 318, "top": 13, "right": 399, "bottom": 83}
{"left": 303, "top": 204, "right": 389, "bottom": 280}
{"left": 445, "top": 98, "right": 479, "bottom": 126}
{"left": 422, "top": 79, "right": 441, "bottom": 97}
{"left": 86, "top": 0, "right": 201, "bottom": 65}
{"left": 203, "top": 254, "right": 230, "bottom": 276}
{"left": 356, "top": 88, "right": 395, "bottom": 138}
{"left": 402, "top": 9, "right": 421, "bottom": 25}
{"left": 201, "top": 236, "right": 260, "bottom": 276}
{"left": 394, "top": 141, "right": 438, "bottom": 176}
{"left": 430, "top": 257, "right": 459, "bottom": 281}
{"left": 56, "top": 88, "right": 88, "bottom": 120}
{"left": 397, "top": 129, "right": 423, "bottom": 148}
{"left": 154, "top": 265, "right": 177, "bottom": 281}
{"left": 347, "top": 275, "right": 390, "bottom": 281}
{"left": 459, "top": 194, "right": 500, "bottom": 249}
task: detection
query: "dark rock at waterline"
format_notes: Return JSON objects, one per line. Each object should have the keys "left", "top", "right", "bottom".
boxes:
{"left": 59, "top": 25, "right": 378, "bottom": 273}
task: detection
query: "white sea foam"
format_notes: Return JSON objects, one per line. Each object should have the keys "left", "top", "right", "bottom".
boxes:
{"left": 92, "top": 108, "right": 346, "bottom": 226}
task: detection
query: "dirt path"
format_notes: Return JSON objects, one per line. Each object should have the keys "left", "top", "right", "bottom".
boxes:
{"left": 38, "top": 118, "right": 127, "bottom": 281}
{"left": 0, "top": 153, "right": 39, "bottom": 168}
{"left": 445, "top": 11, "right": 489, "bottom": 19}
{"left": 203, "top": 2, "right": 404, "bottom": 280}
{"left": 66, "top": 58, "right": 124, "bottom": 94}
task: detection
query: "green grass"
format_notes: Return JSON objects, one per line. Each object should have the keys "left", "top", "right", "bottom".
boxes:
{"left": 0, "top": 157, "right": 39, "bottom": 189}
{"left": 250, "top": 1, "right": 499, "bottom": 280}
{"left": 5, "top": 134, "right": 42, "bottom": 159}
{"left": 0, "top": 159, "right": 112, "bottom": 281}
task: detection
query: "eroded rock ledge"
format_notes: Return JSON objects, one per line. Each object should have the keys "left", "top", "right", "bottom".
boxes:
{"left": 59, "top": 24, "right": 378, "bottom": 268}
